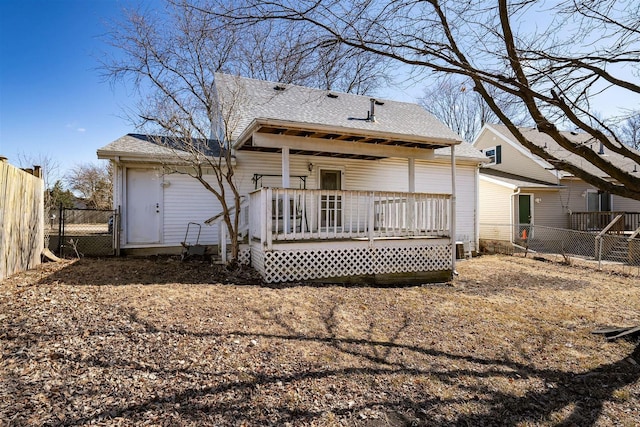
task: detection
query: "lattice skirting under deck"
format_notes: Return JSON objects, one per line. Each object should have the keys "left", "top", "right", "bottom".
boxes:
{"left": 260, "top": 243, "right": 452, "bottom": 283}
{"left": 237, "top": 246, "right": 251, "bottom": 265}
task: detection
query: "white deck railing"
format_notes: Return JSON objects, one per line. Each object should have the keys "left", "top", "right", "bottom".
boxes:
{"left": 249, "top": 188, "right": 451, "bottom": 248}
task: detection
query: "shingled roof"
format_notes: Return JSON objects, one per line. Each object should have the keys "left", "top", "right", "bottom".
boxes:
{"left": 488, "top": 124, "right": 639, "bottom": 178}
{"left": 214, "top": 73, "right": 463, "bottom": 149}
{"left": 97, "top": 134, "right": 223, "bottom": 160}
{"left": 99, "top": 75, "right": 486, "bottom": 162}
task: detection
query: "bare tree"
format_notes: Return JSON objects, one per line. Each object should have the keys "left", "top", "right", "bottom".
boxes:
{"left": 16, "top": 152, "right": 63, "bottom": 215}
{"left": 103, "top": 0, "right": 393, "bottom": 261}
{"left": 618, "top": 114, "right": 640, "bottom": 150}
{"left": 217, "top": 0, "right": 640, "bottom": 200}
{"left": 419, "top": 75, "right": 529, "bottom": 142}
{"left": 102, "top": 1, "right": 244, "bottom": 260}
{"left": 65, "top": 162, "right": 112, "bottom": 210}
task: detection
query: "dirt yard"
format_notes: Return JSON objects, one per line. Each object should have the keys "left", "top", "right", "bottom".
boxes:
{"left": 1, "top": 254, "right": 639, "bottom": 426}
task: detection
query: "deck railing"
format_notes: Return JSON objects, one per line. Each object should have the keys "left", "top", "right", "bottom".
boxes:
{"left": 569, "top": 211, "right": 640, "bottom": 234}
{"left": 249, "top": 188, "right": 451, "bottom": 248}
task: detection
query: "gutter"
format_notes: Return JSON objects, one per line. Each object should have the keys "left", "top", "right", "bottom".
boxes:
{"left": 97, "top": 151, "right": 237, "bottom": 167}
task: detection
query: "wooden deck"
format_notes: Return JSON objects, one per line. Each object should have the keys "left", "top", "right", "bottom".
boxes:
{"left": 569, "top": 211, "right": 640, "bottom": 233}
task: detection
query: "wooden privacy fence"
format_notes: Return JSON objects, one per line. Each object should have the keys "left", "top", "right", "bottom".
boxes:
{"left": 0, "top": 160, "right": 44, "bottom": 281}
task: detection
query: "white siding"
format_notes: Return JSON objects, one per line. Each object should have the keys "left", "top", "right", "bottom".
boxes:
{"left": 235, "top": 152, "right": 478, "bottom": 251}
{"left": 474, "top": 128, "right": 557, "bottom": 183}
{"left": 162, "top": 173, "right": 222, "bottom": 246}
{"left": 120, "top": 151, "right": 479, "bottom": 251}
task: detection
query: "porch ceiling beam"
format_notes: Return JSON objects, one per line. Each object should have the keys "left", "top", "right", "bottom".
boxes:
{"left": 252, "top": 133, "right": 435, "bottom": 160}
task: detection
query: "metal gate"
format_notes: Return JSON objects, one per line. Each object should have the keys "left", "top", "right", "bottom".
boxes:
{"left": 51, "top": 206, "right": 120, "bottom": 257}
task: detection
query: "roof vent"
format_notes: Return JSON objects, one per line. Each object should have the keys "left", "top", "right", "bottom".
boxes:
{"left": 570, "top": 130, "right": 578, "bottom": 135}
{"left": 368, "top": 98, "right": 377, "bottom": 122}
{"left": 374, "top": 100, "right": 384, "bottom": 106}
{"left": 598, "top": 142, "right": 605, "bottom": 155}
{"left": 273, "top": 85, "right": 286, "bottom": 91}
{"left": 327, "top": 93, "right": 338, "bottom": 98}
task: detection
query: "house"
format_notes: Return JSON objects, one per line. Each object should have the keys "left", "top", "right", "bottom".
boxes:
{"left": 97, "top": 73, "right": 486, "bottom": 284}
{"left": 473, "top": 123, "right": 640, "bottom": 246}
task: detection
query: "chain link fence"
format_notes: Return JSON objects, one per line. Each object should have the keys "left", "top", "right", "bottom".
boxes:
{"left": 48, "top": 207, "right": 119, "bottom": 258}
{"left": 480, "top": 223, "right": 640, "bottom": 275}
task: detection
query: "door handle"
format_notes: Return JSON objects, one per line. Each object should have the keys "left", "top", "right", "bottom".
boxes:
{"left": 156, "top": 203, "right": 160, "bottom": 213}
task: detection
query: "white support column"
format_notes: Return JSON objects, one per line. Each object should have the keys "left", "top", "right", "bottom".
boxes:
{"left": 220, "top": 226, "right": 228, "bottom": 264}
{"left": 408, "top": 158, "right": 415, "bottom": 193}
{"left": 475, "top": 164, "right": 480, "bottom": 256}
{"left": 281, "top": 147, "right": 291, "bottom": 188}
{"left": 260, "top": 188, "right": 267, "bottom": 246}
{"left": 451, "top": 145, "right": 457, "bottom": 274}
{"left": 408, "top": 158, "right": 416, "bottom": 231}
{"left": 282, "top": 147, "right": 290, "bottom": 232}
{"left": 368, "top": 192, "right": 375, "bottom": 245}
{"left": 265, "top": 187, "right": 273, "bottom": 250}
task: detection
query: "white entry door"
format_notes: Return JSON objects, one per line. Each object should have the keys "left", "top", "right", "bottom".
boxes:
{"left": 126, "top": 169, "right": 162, "bottom": 244}
{"left": 320, "top": 169, "right": 342, "bottom": 229}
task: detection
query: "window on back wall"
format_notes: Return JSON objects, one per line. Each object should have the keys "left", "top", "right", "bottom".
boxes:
{"left": 482, "top": 145, "right": 501, "bottom": 166}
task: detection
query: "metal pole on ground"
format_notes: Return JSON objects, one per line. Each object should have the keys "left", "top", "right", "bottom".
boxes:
{"left": 57, "top": 203, "right": 63, "bottom": 256}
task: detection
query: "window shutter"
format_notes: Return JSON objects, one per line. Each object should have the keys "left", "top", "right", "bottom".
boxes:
{"left": 495, "top": 145, "right": 502, "bottom": 164}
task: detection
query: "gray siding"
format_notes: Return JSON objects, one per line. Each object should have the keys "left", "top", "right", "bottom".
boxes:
{"left": 527, "top": 189, "right": 568, "bottom": 229}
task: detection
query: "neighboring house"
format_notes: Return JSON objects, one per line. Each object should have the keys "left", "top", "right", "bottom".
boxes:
{"left": 473, "top": 123, "right": 640, "bottom": 245}
{"left": 98, "top": 73, "right": 486, "bottom": 284}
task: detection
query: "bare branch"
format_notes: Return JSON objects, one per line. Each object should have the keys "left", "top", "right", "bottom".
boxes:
{"left": 215, "top": 0, "right": 640, "bottom": 200}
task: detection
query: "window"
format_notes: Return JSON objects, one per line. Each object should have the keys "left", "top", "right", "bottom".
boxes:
{"left": 586, "top": 190, "right": 611, "bottom": 212}
{"left": 483, "top": 145, "right": 501, "bottom": 165}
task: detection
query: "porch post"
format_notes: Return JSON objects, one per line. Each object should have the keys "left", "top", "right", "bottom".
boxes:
{"left": 451, "top": 144, "right": 457, "bottom": 273}
{"left": 220, "top": 226, "right": 228, "bottom": 263}
{"left": 368, "top": 191, "right": 375, "bottom": 244}
{"left": 260, "top": 188, "right": 267, "bottom": 246}
{"left": 281, "top": 147, "right": 291, "bottom": 188}
{"left": 408, "top": 158, "right": 416, "bottom": 231}
{"left": 282, "top": 147, "right": 290, "bottom": 232}
{"left": 408, "top": 158, "right": 415, "bottom": 193}
{"left": 265, "top": 187, "right": 273, "bottom": 250}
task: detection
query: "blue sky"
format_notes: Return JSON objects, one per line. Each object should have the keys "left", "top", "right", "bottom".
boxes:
{"left": 1, "top": 1, "right": 637, "bottom": 185}
{"left": 0, "top": 0, "right": 142, "bottom": 181}
{"left": 0, "top": 0, "right": 412, "bottom": 183}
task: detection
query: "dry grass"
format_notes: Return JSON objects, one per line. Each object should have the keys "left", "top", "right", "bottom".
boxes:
{"left": 1, "top": 254, "right": 639, "bottom": 426}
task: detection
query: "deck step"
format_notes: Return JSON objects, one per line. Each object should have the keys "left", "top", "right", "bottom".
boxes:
{"left": 603, "top": 240, "right": 629, "bottom": 261}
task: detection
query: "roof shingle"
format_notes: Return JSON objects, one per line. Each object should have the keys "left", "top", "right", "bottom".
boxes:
{"left": 214, "top": 73, "right": 463, "bottom": 144}
{"left": 489, "top": 124, "right": 639, "bottom": 178}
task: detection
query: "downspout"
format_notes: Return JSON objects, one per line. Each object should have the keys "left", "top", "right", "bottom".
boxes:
{"left": 113, "top": 156, "right": 120, "bottom": 210}
{"left": 114, "top": 156, "right": 122, "bottom": 252}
